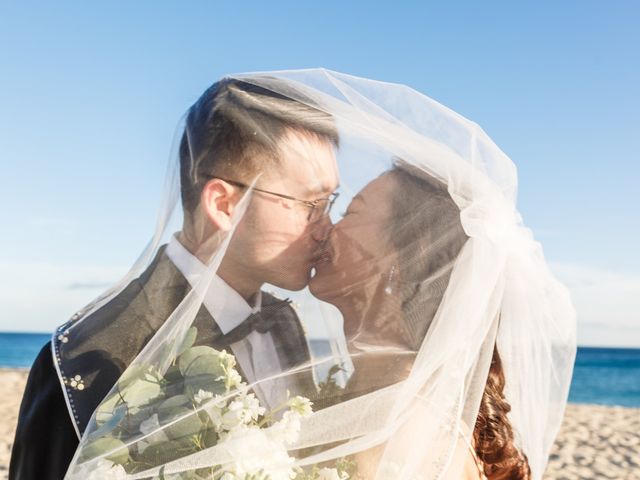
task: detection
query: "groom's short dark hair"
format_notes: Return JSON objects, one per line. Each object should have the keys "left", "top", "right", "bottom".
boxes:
{"left": 179, "top": 77, "right": 339, "bottom": 214}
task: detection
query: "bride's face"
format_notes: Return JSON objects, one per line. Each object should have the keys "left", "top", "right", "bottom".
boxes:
{"left": 309, "top": 175, "right": 397, "bottom": 325}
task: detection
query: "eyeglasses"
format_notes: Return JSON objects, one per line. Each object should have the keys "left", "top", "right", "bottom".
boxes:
{"left": 206, "top": 176, "right": 339, "bottom": 222}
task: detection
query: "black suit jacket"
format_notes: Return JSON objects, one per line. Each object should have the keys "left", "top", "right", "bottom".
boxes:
{"left": 10, "top": 246, "right": 313, "bottom": 480}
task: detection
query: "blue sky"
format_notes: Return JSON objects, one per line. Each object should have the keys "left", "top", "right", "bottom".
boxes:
{"left": 1, "top": 2, "right": 638, "bottom": 346}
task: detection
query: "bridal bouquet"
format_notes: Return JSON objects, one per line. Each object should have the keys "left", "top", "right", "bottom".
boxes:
{"left": 70, "top": 327, "right": 355, "bottom": 480}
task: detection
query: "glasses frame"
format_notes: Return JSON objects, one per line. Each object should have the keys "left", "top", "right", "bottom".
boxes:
{"left": 206, "top": 175, "right": 339, "bottom": 222}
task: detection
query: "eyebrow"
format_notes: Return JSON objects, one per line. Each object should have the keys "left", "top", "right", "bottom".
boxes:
{"left": 308, "top": 183, "right": 340, "bottom": 198}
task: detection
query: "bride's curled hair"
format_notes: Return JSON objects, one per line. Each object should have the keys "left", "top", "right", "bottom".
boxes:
{"left": 473, "top": 346, "right": 531, "bottom": 480}
{"left": 388, "top": 164, "right": 531, "bottom": 480}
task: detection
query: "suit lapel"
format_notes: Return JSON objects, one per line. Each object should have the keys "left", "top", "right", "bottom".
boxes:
{"left": 55, "top": 246, "right": 314, "bottom": 435}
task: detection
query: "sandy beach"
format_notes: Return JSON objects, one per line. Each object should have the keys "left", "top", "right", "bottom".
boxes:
{"left": 0, "top": 369, "right": 29, "bottom": 480}
{"left": 545, "top": 403, "right": 640, "bottom": 479}
{"left": 0, "top": 368, "right": 638, "bottom": 479}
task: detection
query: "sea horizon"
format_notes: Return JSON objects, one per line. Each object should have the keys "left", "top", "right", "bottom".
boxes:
{"left": 1, "top": 331, "right": 639, "bottom": 408}
{"left": 0, "top": 329, "right": 637, "bottom": 350}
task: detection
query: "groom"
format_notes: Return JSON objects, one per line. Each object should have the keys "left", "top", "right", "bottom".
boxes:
{"left": 10, "top": 77, "right": 340, "bottom": 479}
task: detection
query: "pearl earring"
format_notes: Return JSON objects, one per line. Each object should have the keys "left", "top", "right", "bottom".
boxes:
{"left": 385, "top": 265, "right": 397, "bottom": 295}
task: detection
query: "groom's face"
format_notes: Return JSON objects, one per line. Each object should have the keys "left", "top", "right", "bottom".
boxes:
{"left": 226, "top": 129, "right": 339, "bottom": 291}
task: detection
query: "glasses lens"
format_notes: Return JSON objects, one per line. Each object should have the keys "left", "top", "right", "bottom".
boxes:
{"left": 306, "top": 200, "right": 324, "bottom": 223}
{"left": 307, "top": 193, "right": 338, "bottom": 222}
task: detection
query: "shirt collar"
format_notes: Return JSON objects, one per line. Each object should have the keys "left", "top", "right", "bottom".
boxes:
{"left": 165, "top": 234, "right": 261, "bottom": 334}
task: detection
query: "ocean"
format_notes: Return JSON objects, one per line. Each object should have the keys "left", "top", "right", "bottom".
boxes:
{"left": 2, "top": 333, "right": 638, "bottom": 408}
{"left": 0, "top": 332, "right": 50, "bottom": 369}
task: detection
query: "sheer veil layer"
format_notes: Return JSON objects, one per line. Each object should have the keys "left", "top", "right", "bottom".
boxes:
{"left": 57, "top": 69, "right": 576, "bottom": 480}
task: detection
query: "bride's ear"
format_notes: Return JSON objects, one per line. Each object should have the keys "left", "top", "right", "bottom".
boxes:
{"left": 200, "top": 179, "right": 241, "bottom": 232}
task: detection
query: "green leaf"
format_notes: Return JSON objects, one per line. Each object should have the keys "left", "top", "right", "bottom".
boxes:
{"left": 177, "top": 327, "right": 198, "bottom": 356}
{"left": 139, "top": 437, "right": 197, "bottom": 465}
{"left": 183, "top": 374, "right": 226, "bottom": 396}
{"left": 95, "top": 391, "right": 123, "bottom": 425}
{"left": 178, "top": 346, "right": 223, "bottom": 377}
{"left": 79, "top": 437, "right": 130, "bottom": 465}
{"left": 183, "top": 354, "right": 226, "bottom": 378}
{"left": 120, "top": 377, "right": 163, "bottom": 408}
{"left": 87, "top": 404, "right": 127, "bottom": 442}
{"left": 202, "top": 427, "right": 219, "bottom": 448}
{"left": 157, "top": 394, "right": 191, "bottom": 416}
{"left": 127, "top": 405, "right": 157, "bottom": 428}
{"left": 161, "top": 406, "right": 204, "bottom": 439}
{"left": 164, "top": 363, "right": 183, "bottom": 382}
{"left": 117, "top": 365, "right": 147, "bottom": 389}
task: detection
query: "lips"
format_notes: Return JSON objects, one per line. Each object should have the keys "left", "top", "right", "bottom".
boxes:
{"left": 312, "top": 248, "right": 332, "bottom": 266}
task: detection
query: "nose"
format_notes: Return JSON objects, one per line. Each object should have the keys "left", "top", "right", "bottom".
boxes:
{"left": 311, "top": 214, "right": 333, "bottom": 244}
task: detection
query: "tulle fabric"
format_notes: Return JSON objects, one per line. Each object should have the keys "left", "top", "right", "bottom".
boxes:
{"left": 62, "top": 69, "right": 576, "bottom": 480}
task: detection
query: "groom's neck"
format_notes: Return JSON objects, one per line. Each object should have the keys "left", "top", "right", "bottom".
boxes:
{"left": 176, "top": 231, "right": 261, "bottom": 302}
{"left": 217, "top": 261, "right": 262, "bottom": 303}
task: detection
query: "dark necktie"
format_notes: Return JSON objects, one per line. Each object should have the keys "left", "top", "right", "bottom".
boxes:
{"left": 212, "top": 298, "right": 291, "bottom": 349}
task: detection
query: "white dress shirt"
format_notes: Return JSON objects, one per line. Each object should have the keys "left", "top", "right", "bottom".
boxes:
{"left": 166, "top": 235, "right": 289, "bottom": 408}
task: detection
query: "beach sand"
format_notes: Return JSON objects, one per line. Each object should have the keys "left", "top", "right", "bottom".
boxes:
{"left": 0, "top": 369, "right": 28, "bottom": 480}
{"left": 546, "top": 403, "right": 640, "bottom": 479}
{"left": 0, "top": 368, "right": 638, "bottom": 479}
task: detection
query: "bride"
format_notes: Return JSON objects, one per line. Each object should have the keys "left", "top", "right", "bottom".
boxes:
{"left": 309, "top": 163, "right": 530, "bottom": 479}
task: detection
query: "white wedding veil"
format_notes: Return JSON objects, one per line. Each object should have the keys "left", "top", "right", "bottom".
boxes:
{"left": 59, "top": 69, "right": 576, "bottom": 480}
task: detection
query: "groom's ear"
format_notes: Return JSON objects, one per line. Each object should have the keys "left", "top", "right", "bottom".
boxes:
{"left": 200, "top": 179, "right": 241, "bottom": 232}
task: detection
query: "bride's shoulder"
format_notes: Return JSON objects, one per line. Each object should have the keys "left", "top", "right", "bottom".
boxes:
{"left": 460, "top": 452, "right": 487, "bottom": 480}
{"left": 450, "top": 423, "right": 488, "bottom": 480}
{"left": 438, "top": 439, "right": 487, "bottom": 480}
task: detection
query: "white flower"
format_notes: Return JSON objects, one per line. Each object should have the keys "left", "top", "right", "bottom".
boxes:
{"left": 201, "top": 394, "right": 227, "bottom": 431}
{"left": 221, "top": 399, "right": 247, "bottom": 431}
{"left": 287, "top": 395, "right": 313, "bottom": 417}
{"left": 208, "top": 410, "right": 224, "bottom": 432}
{"left": 220, "top": 393, "right": 266, "bottom": 431}
{"left": 226, "top": 369, "right": 243, "bottom": 390}
{"left": 216, "top": 371, "right": 244, "bottom": 389}
{"left": 194, "top": 389, "right": 214, "bottom": 404}
{"left": 218, "top": 427, "right": 296, "bottom": 480}
{"left": 215, "top": 349, "right": 237, "bottom": 371}
{"left": 240, "top": 393, "right": 266, "bottom": 421}
{"left": 272, "top": 410, "right": 302, "bottom": 444}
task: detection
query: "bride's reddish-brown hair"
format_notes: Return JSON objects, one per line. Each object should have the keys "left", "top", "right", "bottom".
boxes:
{"left": 388, "top": 165, "right": 531, "bottom": 479}
{"left": 473, "top": 346, "right": 531, "bottom": 479}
